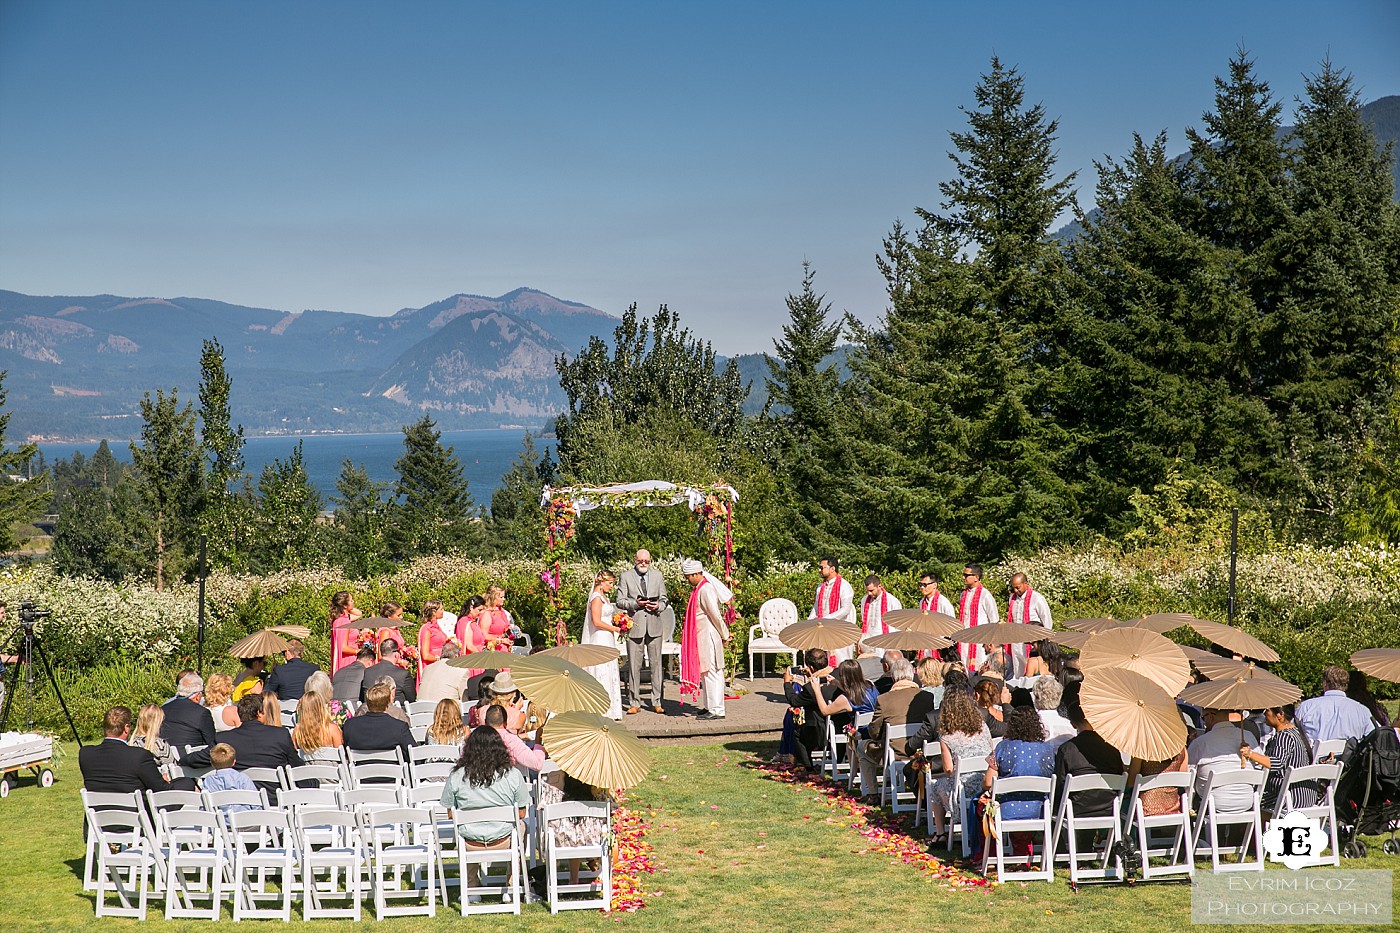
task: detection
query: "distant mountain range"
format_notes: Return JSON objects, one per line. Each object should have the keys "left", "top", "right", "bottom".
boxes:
{"left": 0, "top": 288, "right": 619, "bottom": 441}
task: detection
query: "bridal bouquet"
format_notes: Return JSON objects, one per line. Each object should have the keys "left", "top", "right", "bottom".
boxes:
{"left": 613, "top": 611, "right": 633, "bottom": 635}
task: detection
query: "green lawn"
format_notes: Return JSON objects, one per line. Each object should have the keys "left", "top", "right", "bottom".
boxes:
{"left": 1, "top": 739, "right": 1394, "bottom": 931}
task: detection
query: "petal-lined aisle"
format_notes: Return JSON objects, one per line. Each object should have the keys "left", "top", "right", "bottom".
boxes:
{"left": 611, "top": 801, "right": 662, "bottom": 912}
{"left": 742, "top": 756, "right": 994, "bottom": 891}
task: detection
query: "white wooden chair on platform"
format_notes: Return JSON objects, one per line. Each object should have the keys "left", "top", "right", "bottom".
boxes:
{"left": 748, "top": 598, "right": 800, "bottom": 679}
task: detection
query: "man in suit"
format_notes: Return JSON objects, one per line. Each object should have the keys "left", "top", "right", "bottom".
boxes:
{"left": 857, "top": 656, "right": 921, "bottom": 798}
{"left": 342, "top": 682, "right": 414, "bottom": 760}
{"left": 222, "top": 694, "right": 300, "bottom": 795}
{"left": 332, "top": 645, "right": 377, "bottom": 701}
{"left": 615, "top": 549, "right": 674, "bottom": 715}
{"left": 79, "top": 706, "right": 168, "bottom": 793}
{"left": 360, "top": 639, "right": 416, "bottom": 702}
{"left": 419, "top": 643, "right": 471, "bottom": 704}
{"left": 782, "top": 648, "right": 834, "bottom": 769}
{"left": 160, "top": 672, "right": 216, "bottom": 768}
{"left": 264, "top": 639, "right": 319, "bottom": 701}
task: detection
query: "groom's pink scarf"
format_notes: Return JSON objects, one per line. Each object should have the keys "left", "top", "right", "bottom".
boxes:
{"left": 680, "top": 578, "right": 707, "bottom": 700}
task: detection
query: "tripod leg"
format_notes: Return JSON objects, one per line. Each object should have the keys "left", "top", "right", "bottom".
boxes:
{"left": 0, "top": 654, "right": 19, "bottom": 732}
{"left": 33, "top": 641, "right": 84, "bottom": 747}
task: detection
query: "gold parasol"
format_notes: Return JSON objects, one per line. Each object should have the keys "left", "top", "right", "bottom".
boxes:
{"left": 1061, "top": 617, "right": 1120, "bottom": 634}
{"left": 446, "top": 650, "right": 520, "bottom": 669}
{"left": 1178, "top": 666, "right": 1301, "bottom": 711}
{"left": 539, "top": 711, "right": 651, "bottom": 790}
{"left": 228, "top": 629, "right": 298, "bottom": 658}
{"left": 1078, "top": 627, "right": 1191, "bottom": 695}
{"left": 332, "top": 614, "right": 402, "bottom": 630}
{"left": 1124, "top": 613, "right": 1197, "bottom": 635}
{"left": 1351, "top": 648, "right": 1400, "bottom": 684}
{"left": 881, "top": 609, "right": 962, "bottom": 637}
{"left": 500, "top": 654, "right": 609, "bottom": 715}
{"left": 1044, "top": 629, "right": 1092, "bottom": 650}
{"left": 863, "top": 630, "right": 952, "bottom": 653}
{"left": 949, "top": 622, "right": 1059, "bottom": 645}
{"left": 1190, "top": 655, "right": 1284, "bottom": 683}
{"left": 1079, "top": 668, "right": 1187, "bottom": 762}
{"left": 267, "top": 625, "right": 311, "bottom": 640}
{"left": 537, "top": 643, "right": 624, "bottom": 667}
{"left": 1180, "top": 644, "right": 1221, "bottom": 665}
{"left": 1186, "top": 619, "right": 1279, "bottom": 662}
{"left": 778, "top": 618, "right": 862, "bottom": 651}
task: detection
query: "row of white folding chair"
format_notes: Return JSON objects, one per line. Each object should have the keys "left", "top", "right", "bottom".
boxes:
{"left": 1311, "top": 737, "right": 1348, "bottom": 764}
{"left": 1272, "top": 761, "right": 1343, "bottom": 868}
{"left": 823, "top": 711, "right": 874, "bottom": 783}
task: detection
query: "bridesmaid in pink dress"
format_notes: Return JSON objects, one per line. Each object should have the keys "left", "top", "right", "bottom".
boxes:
{"left": 328, "top": 591, "right": 365, "bottom": 674}
{"left": 482, "top": 584, "right": 515, "bottom": 641}
{"left": 374, "top": 602, "right": 404, "bottom": 660}
{"left": 416, "top": 599, "right": 458, "bottom": 687}
{"left": 455, "top": 596, "right": 490, "bottom": 654}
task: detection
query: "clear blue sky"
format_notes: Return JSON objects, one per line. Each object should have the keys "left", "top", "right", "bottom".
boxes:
{"left": 2, "top": 0, "right": 1397, "bottom": 354}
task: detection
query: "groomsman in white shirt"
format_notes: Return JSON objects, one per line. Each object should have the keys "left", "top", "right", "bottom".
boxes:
{"left": 1005, "top": 572, "right": 1053, "bottom": 678}
{"left": 858, "top": 574, "right": 903, "bottom": 648}
{"left": 956, "top": 563, "right": 998, "bottom": 669}
{"left": 809, "top": 556, "right": 856, "bottom": 663}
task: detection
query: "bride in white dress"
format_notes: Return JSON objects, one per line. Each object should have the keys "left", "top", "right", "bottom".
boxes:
{"left": 582, "top": 570, "right": 624, "bottom": 720}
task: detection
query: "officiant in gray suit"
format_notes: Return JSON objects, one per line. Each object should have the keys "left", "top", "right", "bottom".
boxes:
{"left": 616, "top": 549, "right": 674, "bottom": 714}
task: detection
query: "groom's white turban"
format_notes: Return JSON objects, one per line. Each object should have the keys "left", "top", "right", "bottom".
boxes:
{"left": 680, "top": 558, "right": 704, "bottom": 575}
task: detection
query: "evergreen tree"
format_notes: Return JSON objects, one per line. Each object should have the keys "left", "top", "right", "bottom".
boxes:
{"left": 197, "top": 337, "right": 250, "bottom": 568}
{"left": 251, "top": 441, "right": 323, "bottom": 571}
{"left": 844, "top": 57, "right": 1085, "bottom": 567}
{"left": 51, "top": 486, "right": 128, "bottom": 579}
{"left": 331, "top": 459, "right": 393, "bottom": 576}
{"left": 391, "top": 416, "right": 478, "bottom": 558}
{"left": 487, "top": 434, "right": 548, "bottom": 558}
{"left": 129, "top": 388, "right": 204, "bottom": 589}
{"left": 0, "top": 371, "right": 48, "bottom": 551}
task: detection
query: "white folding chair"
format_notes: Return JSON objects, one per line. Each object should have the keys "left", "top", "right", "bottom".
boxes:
{"left": 880, "top": 723, "right": 919, "bottom": 814}
{"left": 202, "top": 787, "right": 269, "bottom": 830}
{"left": 411, "top": 760, "right": 456, "bottom": 784}
{"left": 1052, "top": 773, "right": 1126, "bottom": 882}
{"left": 1272, "top": 762, "right": 1343, "bottom": 868}
{"left": 1123, "top": 768, "right": 1195, "bottom": 879}
{"left": 950, "top": 758, "right": 989, "bottom": 857}
{"left": 981, "top": 775, "right": 1057, "bottom": 882}
{"left": 89, "top": 808, "right": 161, "bottom": 920}
{"left": 352, "top": 760, "right": 408, "bottom": 788}
{"left": 81, "top": 789, "right": 147, "bottom": 893}
{"left": 279, "top": 698, "right": 299, "bottom": 722}
{"left": 282, "top": 761, "right": 346, "bottom": 790}
{"left": 295, "top": 809, "right": 368, "bottom": 921}
{"left": 412, "top": 725, "right": 430, "bottom": 743}
{"left": 277, "top": 786, "right": 339, "bottom": 811}
{"left": 541, "top": 800, "right": 612, "bottom": 913}
{"left": 406, "top": 700, "right": 439, "bottom": 717}
{"left": 410, "top": 709, "right": 436, "bottom": 729}
{"left": 1311, "top": 737, "right": 1348, "bottom": 764}
{"left": 161, "top": 809, "right": 229, "bottom": 921}
{"left": 412, "top": 743, "right": 462, "bottom": 764}
{"left": 348, "top": 746, "right": 405, "bottom": 766}
{"left": 452, "top": 805, "right": 526, "bottom": 915}
{"left": 363, "top": 806, "right": 438, "bottom": 919}
{"left": 400, "top": 787, "right": 457, "bottom": 902}
{"left": 227, "top": 809, "right": 297, "bottom": 920}
{"left": 240, "top": 766, "right": 282, "bottom": 788}
{"left": 748, "top": 598, "right": 800, "bottom": 678}
{"left": 1192, "top": 768, "right": 1266, "bottom": 872}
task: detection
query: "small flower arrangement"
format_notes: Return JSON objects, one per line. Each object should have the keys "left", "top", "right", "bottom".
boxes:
{"left": 613, "top": 611, "right": 633, "bottom": 635}
{"left": 391, "top": 643, "right": 421, "bottom": 679}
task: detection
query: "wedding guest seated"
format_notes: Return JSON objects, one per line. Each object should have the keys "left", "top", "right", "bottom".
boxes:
{"left": 264, "top": 639, "right": 319, "bottom": 701}
{"left": 485, "top": 703, "right": 545, "bottom": 771}
{"left": 1296, "top": 665, "right": 1376, "bottom": 748}
{"left": 1126, "top": 741, "right": 1188, "bottom": 817}
{"left": 301, "top": 670, "right": 350, "bottom": 724}
{"left": 373, "top": 676, "right": 412, "bottom": 724}
{"left": 874, "top": 650, "right": 904, "bottom": 694}
{"left": 440, "top": 726, "right": 530, "bottom": 852}
{"left": 80, "top": 705, "right": 168, "bottom": 794}
{"left": 361, "top": 640, "right": 416, "bottom": 703}
{"left": 232, "top": 657, "right": 268, "bottom": 701}
{"left": 130, "top": 704, "right": 180, "bottom": 783}
{"left": 780, "top": 649, "right": 833, "bottom": 769}
{"left": 980, "top": 706, "right": 1055, "bottom": 862}
{"left": 1239, "top": 704, "right": 1316, "bottom": 815}
{"left": 1032, "top": 678, "right": 1076, "bottom": 748}
{"left": 204, "top": 672, "right": 240, "bottom": 732}
{"left": 1053, "top": 695, "right": 1126, "bottom": 821}
{"left": 1022, "top": 640, "right": 1065, "bottom": 680}
{"left": 202, "top": 743, "right": 261, "bottom": 814}
{"left": 908, "top": 669, "right": 972, "bottom": 758}
{"left": 1188, "top": 708, "right": 1261, "bottom": 813}
{"left": 332, "top": 645, "right": 377, "bottom": 702}
{"left": 261, "top": 691, "right": 284, "bottom": 728}
{"left": 914, "top": 658, "right": 947, "bottom": 707}
{"left": 857, "top": 657, "right": 920, "bottom": 799}
{"left": 426, "top": 697, "right": 467, "bottom": 747}
{"left": 420, "top": 643, "right": 471, "bottom": 705}
{"left": 291, "top": 691, "right": 344, "bottom": 763}
{"left": 466, "top": 667, "right": 501, "bottom": 703}
{"left": 342, "top": 682, "right": 415, "bottom": 760}
{"left": 978, "top": 649, "right": 1010, "bottom": 681}
{"left": 161, "top": 673, "right": 216, "bottom": 767}
{"left": 223, "top": 694, "right": 301, "bottom": 794}
{"left": 812, "top": 659, "right": 879, "bottom": 746}
{"left": 927, "top": 686, "right": 992, "bottom": 847}
{"left": 973, "top": 675, "right": 1007, "bottom": 739}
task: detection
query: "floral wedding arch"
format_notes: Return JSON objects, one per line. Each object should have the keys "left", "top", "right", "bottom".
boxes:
{"left": 540, "top": 480, "right": 738, "bottom": 645}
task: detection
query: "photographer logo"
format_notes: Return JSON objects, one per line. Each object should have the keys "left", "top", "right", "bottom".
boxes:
{"left": 1262, "top": 811, "right": 1330, "bottom": 870}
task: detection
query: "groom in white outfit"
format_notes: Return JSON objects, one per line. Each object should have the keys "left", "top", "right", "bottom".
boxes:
{"left": 681, "top": 558, "right": 730, "bottom": 720}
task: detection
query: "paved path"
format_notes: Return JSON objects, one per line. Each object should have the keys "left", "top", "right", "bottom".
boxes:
{"left": 626, "top": 674, "right": 789, "bottom": 741}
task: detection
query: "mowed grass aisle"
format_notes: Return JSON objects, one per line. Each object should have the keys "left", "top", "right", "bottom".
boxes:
{"left": 2, "top": 740, "right": 1394, "bottom": 932}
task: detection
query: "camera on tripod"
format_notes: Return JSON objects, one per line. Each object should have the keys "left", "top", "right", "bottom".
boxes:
{"left": 17, "top": 601, "right": 51, "bottom": 630}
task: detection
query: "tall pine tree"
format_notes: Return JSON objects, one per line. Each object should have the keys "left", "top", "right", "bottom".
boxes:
{"left": 129, "top": 388, "right": 204, "bottom": 589}
{"left": 390, "top": 416, "right": 478, "bottom": 558}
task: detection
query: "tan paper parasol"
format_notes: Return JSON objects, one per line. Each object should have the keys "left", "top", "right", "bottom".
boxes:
{"left": 537, "top": 644, "right": 624, "bottom": 667}
{"left": 1187, "top": 619, "right": 1279, "bottom": 662}
{"left": 1180, "top": 644, "right": 1221, "bottom": 665}
{"left": 1044, "top": 629, "right": 1092, "bottom": 650}
{"left": 1079, "top": 668, "right": 1187, "bottom": 762}
{"left": 540, "top": 711, "right": 651, "bottom": 790}
{"left": 1124, "top": 613, "right": 1197, "bottom": 634}
{"left": 1351, "top": 648, "right": 1400, "bottom": 684}
{"left": 1062, "top": 617, "right": 1121, "bottom": 634}
{"left": 267, "top": 625, "right": 311, "bottom": 640}
{"left": 228, "top": 629, "right": 297, "bottom": 658}
{"left": 1178, "top": 667, "right": 1301, "bottom": 711}
{"left": 949, "top": 622, "right": 1059, "bottom": 645}
{"left": 332, "top": 614, "right": 402, "bottom": 630}
{"left": 881, "top": 609, "right": 962, "bottom": 637}
{"left": 501, "top": 655, "right": 610, "bottom": 715}
{"left": 446, "top": 650, "right": 520, "bottom": 669}
{"left": 1190, "top": 655, "right": 1283, "bottom": 683}
{"left": 863, "top": 630, "right": 952, "bottom": 652}
{"left": 1078, "top": 627, "right": 1191, "bottom": 694}
{"left": 778, "top": 618, "right": 862, "bottom": 651}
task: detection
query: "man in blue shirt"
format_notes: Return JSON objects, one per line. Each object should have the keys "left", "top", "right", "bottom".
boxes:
{"left": 1296, "top": 665, "right": 1376, "bottom": 748}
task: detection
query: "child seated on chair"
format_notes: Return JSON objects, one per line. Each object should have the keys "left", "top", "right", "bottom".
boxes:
{"left": 202, "top": 743, "right": 260, "bottom": 813}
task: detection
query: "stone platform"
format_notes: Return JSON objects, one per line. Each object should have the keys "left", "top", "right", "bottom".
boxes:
{"left": 624, "top": 674, "right": 789, "bottom": 741}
